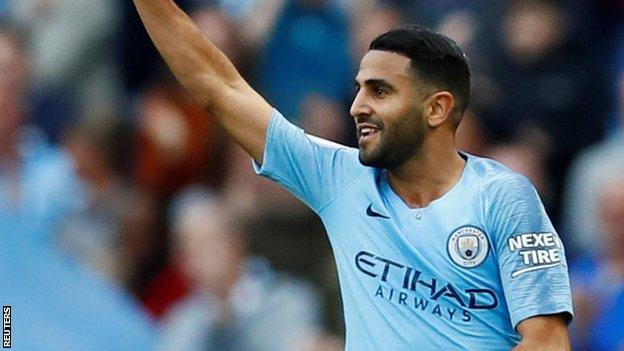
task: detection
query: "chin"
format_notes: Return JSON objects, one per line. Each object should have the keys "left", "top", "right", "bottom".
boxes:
{"left": 358, "top": 155, "right": 374, "bottom": 167}
{"left": 358, "top": 149, "right": 383, "bottom": 168}
{"left": 359, "top": 146, "right": 412, "bottom": 169}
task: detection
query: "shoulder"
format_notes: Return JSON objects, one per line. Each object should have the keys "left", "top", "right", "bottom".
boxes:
{"left": 305, "top": 133, "right": 353, "bottom": 151}
{"left": 306, "top": 133, "right": 361, "bottom": 165}
{"left": 465, "top": 153, "right": 534, "bottom": 199}
{"left": 465, "top": 153, "right": 544, "bottom": 233}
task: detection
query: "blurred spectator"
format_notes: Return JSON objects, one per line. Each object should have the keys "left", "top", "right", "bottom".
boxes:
{"left": 455, "top": 108, "right": 488, "bottom": 156}
{"left": 300, "top": 93, "right": 349, "bottom": 142}
{"left": 570, "top": 176, "right": 624, "bottom": 351}
{"left": 157, "top": 187, "right": 323, "bottom": 351}
{"left": 0, "top": 23, "right": 154, "bottom": 351}
{"left": 9, "top": 0, "right": 122, "bottom": 140}
{"left": 3, "top": 0, "right": 624, "bottom": 348}
{"left": 482, "top": 0, "right": 586, "bottom": 135}
{"left": 0, "top": 21, "right": 83, "bottom": 244}
{"left": 134, "top": 77, "right": 229, "bottom": 198}
{"left": 192, "top": 5, "right": 244, "bottom": 62}
{"left": 487, "top": 123, "right": 553, "bottom": 205}
{"left": 0, "top": 212, "right": 156, "bottom": 351}
{"left": 563, "top": 71, "right": 624, "bottom": 258}
{"left": 60, "top": 117, "right": 156, "bottom": 289}
{"left": 435, "top": 9, "right": 478, "bottom": 53}
{"left": 217, "top": 0, "right": 285, "bottom": 54}
{"left": 476, "top": 0, "right": 600, "bottom": 221}
{"left": 134, "top": 6, "right": 240, "bottom": 198}
{"left": 399, "top": 0, "right": 499, "bottom": 29}
{"left": 257, "top": 0, "right": 352, "bottom": 123}
{"left": 349, "top": 1, "right": 403, "bottom": 63}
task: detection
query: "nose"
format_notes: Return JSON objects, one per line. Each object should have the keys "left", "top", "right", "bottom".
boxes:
{"left": 350, "top": 91, "right": 373, "bottom": 119}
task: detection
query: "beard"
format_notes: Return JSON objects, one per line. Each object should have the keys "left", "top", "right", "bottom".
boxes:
{"left": 358, "top": 110, "right": 428, "bottom": 170}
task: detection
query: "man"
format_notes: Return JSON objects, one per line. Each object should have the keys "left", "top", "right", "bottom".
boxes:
{"left": 569, "top": 176, "right": 624, "bottom": 350}
{"left": 133, "top": 1, "right": 573, "bottom": 349}
{"left": 157, "top": 188, "right": 323, "bottom": 351}
{"left": 0, "top": 23, "right": 156, "bottom": 350}
{"left": 0, "top": 22, "right": 82, "bottom": 244}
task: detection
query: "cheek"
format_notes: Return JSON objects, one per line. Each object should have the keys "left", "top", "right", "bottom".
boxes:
{"left": 379, "top": 96, "right": 412, "bottom": 118}
{"left": 387, "top": 108, "right": 425, "bottom": 137}
{"left": 386, "top": 95, "right": 424, "bottom": 122}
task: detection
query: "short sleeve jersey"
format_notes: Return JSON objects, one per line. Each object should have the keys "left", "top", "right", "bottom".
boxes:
{"left": 254, "top": 110, "right": 573, "bottom": 350}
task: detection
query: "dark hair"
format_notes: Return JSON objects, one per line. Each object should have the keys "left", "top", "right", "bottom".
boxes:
{"left": 370, "top": 25, "right": 471, "bottom": 121}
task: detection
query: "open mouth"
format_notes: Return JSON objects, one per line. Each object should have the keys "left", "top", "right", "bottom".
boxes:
{"left": 357, "top": 125, "right": 381, "bottom": 144}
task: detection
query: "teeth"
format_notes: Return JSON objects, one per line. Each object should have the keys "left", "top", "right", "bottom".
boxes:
{"left": 358, "top": 125, "right": 380, "bottom": 139}
{"left": 360, "top": 127, "right": 378, "bottom": 136}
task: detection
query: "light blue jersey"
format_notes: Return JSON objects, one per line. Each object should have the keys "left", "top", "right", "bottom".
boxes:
{"left": 254, "top": 110, "right": 573, "bottom": 350}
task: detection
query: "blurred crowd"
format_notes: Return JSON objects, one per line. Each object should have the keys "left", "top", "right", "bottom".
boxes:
{"left": 1, "top": 0, "right": 624, "bottom": 350}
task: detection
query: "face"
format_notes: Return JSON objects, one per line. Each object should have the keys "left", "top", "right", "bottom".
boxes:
{"left": 175, "top": 204, "right": 243, "bottom": 291}
{"left": 599, "top": 179, "right": 624, "bottom": 247}
{"left": 351, "top": 50, "right": 429, "bottom": 169}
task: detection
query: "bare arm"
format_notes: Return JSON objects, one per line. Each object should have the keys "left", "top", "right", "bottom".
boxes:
{"left": 133, "top": 0, "right": 273, "bottom": 164}
{"left": 512, "top": 314, "right": 570, "bottom": 351}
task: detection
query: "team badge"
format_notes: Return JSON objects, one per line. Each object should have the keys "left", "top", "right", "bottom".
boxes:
{"left": 447, "top": 226, "right": 489, "bottom": 268}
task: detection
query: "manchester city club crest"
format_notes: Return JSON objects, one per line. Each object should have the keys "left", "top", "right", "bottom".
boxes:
{"left": 447, "top": 226, "right": 489, "bottom": 268}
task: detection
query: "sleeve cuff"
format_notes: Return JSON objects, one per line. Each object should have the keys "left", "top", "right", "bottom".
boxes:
{"left": 252, "top": 109, "right": 281, "bottom": 176}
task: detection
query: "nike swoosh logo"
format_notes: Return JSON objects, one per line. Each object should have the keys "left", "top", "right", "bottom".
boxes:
{"left": 366, "top": 204, "right": 390, "bottom": 219}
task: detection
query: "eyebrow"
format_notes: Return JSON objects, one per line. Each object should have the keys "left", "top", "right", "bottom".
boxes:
{"left": 354, "top": 78, "right": 394, "bottom": 89}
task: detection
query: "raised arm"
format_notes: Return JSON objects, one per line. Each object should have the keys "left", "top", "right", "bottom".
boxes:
{"left": 512, "top": 314, "right": 570, "bottom": 351}
{"left": 133, "top": 0, "right": 273, "bottom": 164}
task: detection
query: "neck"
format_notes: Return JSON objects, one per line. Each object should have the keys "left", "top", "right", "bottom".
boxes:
{"left": 387, "top": 134, "right": 465, "bottom": 208}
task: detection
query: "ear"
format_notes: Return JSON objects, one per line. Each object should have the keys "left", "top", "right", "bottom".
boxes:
{"left": 426, "top": 91, "right": 455, "bottom": 128}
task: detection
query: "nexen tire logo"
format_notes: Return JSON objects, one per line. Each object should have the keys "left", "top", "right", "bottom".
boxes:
{"left": 507, "top": 232, "right": 563, "bottom": 278}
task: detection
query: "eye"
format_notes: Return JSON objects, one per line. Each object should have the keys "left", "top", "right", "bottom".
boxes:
{"left": 375, "top": 87, "right": 387, "bottom": 98}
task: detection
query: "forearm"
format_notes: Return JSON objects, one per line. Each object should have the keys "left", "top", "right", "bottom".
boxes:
{"left": 513, "top": 315, "right": 570, "bottom": 351}
{"left": 133, "top": 0, "right": 242, "bottom": 108}
{"left": 512, "top": 340, "right": 570, "bottom": 351}
{"left": 133, "top": 0, "right": 273, "bottom": 163}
